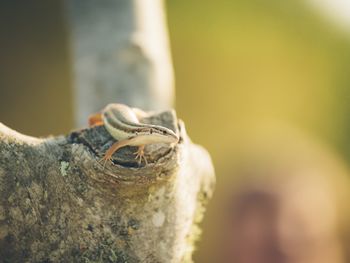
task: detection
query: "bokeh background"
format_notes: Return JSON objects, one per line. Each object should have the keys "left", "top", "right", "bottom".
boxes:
{"left": 1, "top": 0, "right": 350, "bottom": 262}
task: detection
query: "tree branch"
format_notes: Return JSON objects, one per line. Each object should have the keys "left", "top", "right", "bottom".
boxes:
{"left": 64, "top": 0, "right": 175, "bottom": 127}
{"left": 0, "top": 109, "right": 214, "bottom": 263}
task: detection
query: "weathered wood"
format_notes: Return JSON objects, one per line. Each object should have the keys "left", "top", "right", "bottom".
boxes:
{"left": 65, "top": 0, "right": 175, "bottom": 127}
{"left": 0, "top": 109, "right": 214, "bottom": 262}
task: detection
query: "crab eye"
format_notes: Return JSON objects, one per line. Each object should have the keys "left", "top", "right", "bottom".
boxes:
{"left": 150, "top": 129, "right": 153, "bottom": 134}
{"left": 163, "top": 130, "right": 167, "bottom": 135}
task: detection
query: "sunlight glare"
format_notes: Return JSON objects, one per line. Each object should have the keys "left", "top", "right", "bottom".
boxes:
{"left": 308, "top": 0, "right": 350, "bottom": 31}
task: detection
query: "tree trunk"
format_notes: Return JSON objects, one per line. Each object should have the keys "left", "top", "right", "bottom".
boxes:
{"left": 65, "top": 0, "right": 175, "bottom": 127}
{"left": 0, "top": 1, "right": 215, "bottom": 262}
{"left": 0, "top": 109, "right": 214, "bottom": 262}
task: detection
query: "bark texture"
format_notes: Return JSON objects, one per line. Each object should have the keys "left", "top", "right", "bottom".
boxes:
{"left": 0, "top": 110, "right": 214, "bottom": 263}
{"left": 65, "top": 0, "right": 175, "bottom": 127}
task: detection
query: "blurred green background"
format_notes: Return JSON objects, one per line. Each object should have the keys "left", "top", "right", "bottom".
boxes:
{"left": 167, "top": 1, "right": 350, "bottom": 261}
{"left": 1, "top": 0, "right": 350, "bottom": 262}
{"left": 168, "top": 0, "right": 350, "bottom": 161}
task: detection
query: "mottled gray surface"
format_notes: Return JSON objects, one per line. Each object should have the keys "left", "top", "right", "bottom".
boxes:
{"left": 65, "top": 0, "right": 175, "bottom": 127}
{"left": 0, "top": 110, "right": 214, "bottom": 263}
